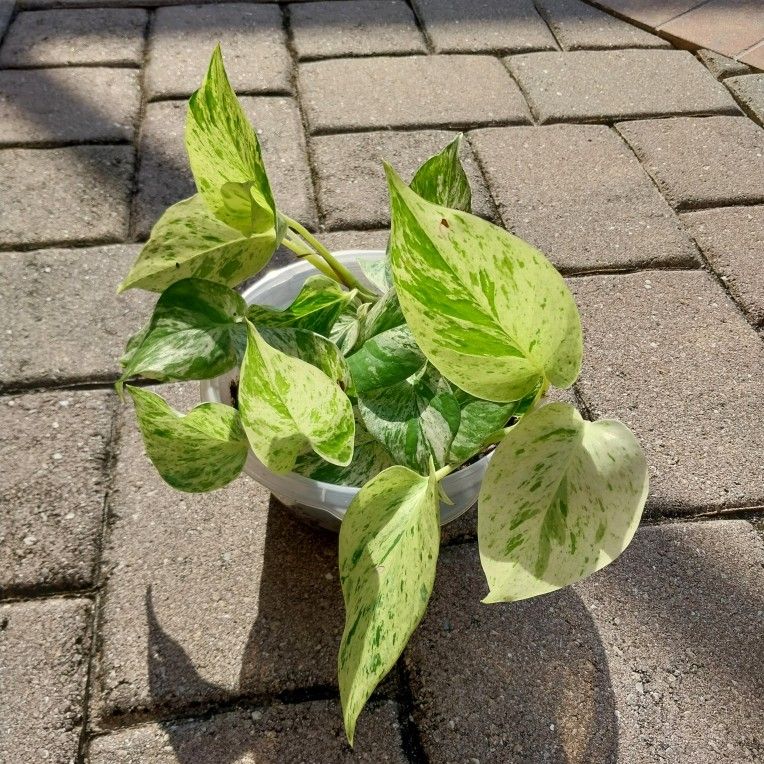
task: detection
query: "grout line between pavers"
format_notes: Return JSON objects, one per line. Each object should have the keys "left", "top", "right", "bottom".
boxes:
{"left": 406, "top": 0, "right": 434, "bottom": 55}
{"left": 0, "top": 137, "right": 131, "bottom": 150}
{"left": 530, "top": 0, "right": 564, "bottom": 51}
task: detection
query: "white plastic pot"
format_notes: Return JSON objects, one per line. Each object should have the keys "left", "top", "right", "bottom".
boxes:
{"left": 200, "top": 250, "right": 491, "bottom": 532}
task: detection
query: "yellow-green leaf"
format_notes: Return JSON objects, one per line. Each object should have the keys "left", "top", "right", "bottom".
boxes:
{"left": 478, "top": 402, "right": 648, "bottom": 603}
{"left": 338, "top": 465, "right": 439, "bottom": 744}
{"left": 410, "top": 134, "right": 472, "bottom": 212}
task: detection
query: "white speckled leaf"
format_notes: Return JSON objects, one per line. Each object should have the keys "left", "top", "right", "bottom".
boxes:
{"left": 385, "top": 164, "right": 582, "bottom": 402}
{"left": 410, "top": 134, "right": 472, "bottom": 212}
{"left": 185, "top": 46, "right": 277, "bottom": 236}
{"left": 247, "top": 275, "right": 354, "bottom": 337}
{"left": 358, "top": 258, "right": 393, "bottom": 294}
{"left": 119, "top": 279, "right": 246, "bottom": 390}
{"left": 117, "top": 195, "right": 277, "bottom": 293}
{"left": 358, "top": 365, "right": 460, "bottom": 473}
{"left": 127, "top": 386, "right": 247, "bottom": 492}
{"left": 478, "top": 402, "right": 648, "bottom": 603}
{"left": 238, "top": 320, "right": 354, "bottom": 473}
{"left": 338, "top": 465, "right": 439, "bottom": 744}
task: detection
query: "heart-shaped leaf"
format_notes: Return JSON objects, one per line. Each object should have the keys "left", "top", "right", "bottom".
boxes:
{"left": 118, "top": 279, "right": 247, "bottom": 391}
{"left": 127, "top": 386, "right": 248, "bottom": 492}
{"left": 410, "top": 133, "right": 472, "bottom": 212}
{"left": 238, "top": 320, "right": 354, "bottom": 472}
{"left": 186, "top": 45, "right": 277, "bottom": 236}
{"left": 358, "top": 365, "right": 460, "bottom": 473}
{"left": 247, "top": 274, "right": 354, "bottom": 337}
{"left": 338, "top": 465, "right": 439, "bottom": 744}
{"left": 478, "top": 402, "right": 648, "bottom": 603}
{"left": 385, "top": 164, "right": 582, "bottom": 402}
{"left": 117, "top": 195, "right": 277, "bottom": 294}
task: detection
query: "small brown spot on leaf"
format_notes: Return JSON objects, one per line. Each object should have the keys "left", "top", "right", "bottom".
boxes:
{"left": 440, "top": 218, "right": 449, "bottom": 228}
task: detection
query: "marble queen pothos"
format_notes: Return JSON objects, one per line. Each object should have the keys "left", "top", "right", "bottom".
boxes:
{"left": 116, "top": 46, "right": 649, "bottom": 744}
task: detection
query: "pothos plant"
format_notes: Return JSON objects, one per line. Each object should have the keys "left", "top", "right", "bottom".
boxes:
{"left": 118, "top": 46, "right": 649, "bottom": 744}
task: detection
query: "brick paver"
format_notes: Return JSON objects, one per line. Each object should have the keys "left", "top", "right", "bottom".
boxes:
{"left": 318, "top": 229, "right": 390, "bottom": 254}
{"left": 535, "top": 0, "right": 670, "bottom": 50}
{"left": 0, "top": 8, "right": 147, "bottom": 66}
{"left": 470, "top": 124, "right": 697, "bottom": 272}
{"left": 616, "top": 116, "right": 764, "bottom": 209}
{"left": 88, "top": 700, "right": 407, "bottom": 762}
{"left": 289, "top": 0, "right": 425, "bottom": 59}
{"left": 506, "top": 49, "right": 740, "bottom": 123}
{"left": 0, "top": 390, "right": 113, "bottom": 595}
{"left": 145, "top": 4, "right": 291, "bottom": 101}
{"left": 0, "top": 598, "right": 91, "bottom": 763}
{"left": 299, "top": 55, "right": 531, "bottom": 132}
{"left": 411, "top": 0, "right": 557, "bottom": 53}
{"left": 134, "top": 97, "right": 316, "bottom": 239}
{"left": 0, "top": 245, "right": 153, "bottom": 387}
{"left": 590, "top": 1, "right": 705, "bottom": 29}
{"left": 0, "top": 146, "right": 133, "bottom": 247}
{"left": 682, "top": 205, "right": 764, "bottom": 326}
{"left": 726, "top": 73, "right": 764, "bottom": 124}
{"left": 311, "top": 129, "right": 496, "bottom": 229}
{"left": 696, "top": 48, "right": 752, "bottom": 79}
{"left": 0, "top": 67, "right": 140, "bottom": 145}
{"left": 571, "top": 269, "right": 764, "bottom": 512}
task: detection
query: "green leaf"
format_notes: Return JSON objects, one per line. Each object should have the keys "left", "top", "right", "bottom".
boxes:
{"left": 338, "top": 465, "right": 439, "bottom": 744}
{"left": 449, "top": 385, "right": 539, "bottom": 462}
{"left": 330, "top": 302, "right": 368, "bottom": 356}
{"left": 117, "top": 195, "right": 277, "bottom": 294}
{"left": 478, "top": 402, "right": 648, "bottom": 603}
{"left": 409, "top": 134, "right": 472, "bottom": 212}
{"left": 127, "top": 386, "right": 247, "bottom": 492}
{"left": 293, "top": 410, "right": 394, "bottom": 487}
{"left": 118, "top": 279, "right": 247, "bottom": 391}
{"left": 358, "top": 365, "right": 460, "bottom": 473}
{"left": 385, "top": 164, "right": 582, "bottom": 403}
{"left": 238, "top": 320, "right": 355, "bottom": 473}
{"left": 185, "top": 45, "right": 277, "bottom": 236}
{"left": 247, "top": 275, "right": 354, "bottom": 337}
{"left": 347, "top": 324, "right": 426, "bottom": 394}
{"left": 358, "top": 258, "right": 393, "bottom": 294}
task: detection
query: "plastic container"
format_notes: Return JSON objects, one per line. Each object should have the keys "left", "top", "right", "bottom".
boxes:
{"left": 200, "top": 250, "right": 491, "bottom": 532}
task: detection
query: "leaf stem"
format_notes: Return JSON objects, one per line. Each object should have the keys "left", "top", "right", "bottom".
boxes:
{"left": 281, "top": 235, "right": 341, "bottom": 282}
{"left": 434, "top": 465, "right": 454, "bottom": 481}
{"left": 283, "top": 215, "right": 376, "bottom": 301}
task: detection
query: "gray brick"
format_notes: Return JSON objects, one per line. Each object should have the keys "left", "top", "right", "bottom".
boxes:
{"left": 411, "top": 0, "right": 557, "bottom": 53}
{"left": 535, "top": 0, "right": 670, "bottom": 50}
{"left": 470, "top": 124, "right": 696, "bottom": 272}
{"left": 0, "top": 146, "right": 133, "bottom": 247}
{"left": 88, "top": 700, "right": 407, "bottom": 762}
{"left": 0, "top": 390, "right": 113, "bottom": 595}
{"left": 726, "top": 74, "right": 764, "bottom": 125}
{"left": 0, "top": 245, "right": 154, "bottom": 388}
{"left": 289, "top": 0, "right": 425, "bottom": 60}
{"left": 405, "top": 542, "right": 620, "bottom": 762}
{"left": 0, "top": 67, "right": 140, "bottom": 145}
{"left": 576, "top": 520, "right": 764, "bottom": 763}
{"left": 682, "top": 205, "right": 764, "bottom": 326}
{"left": 506, "top": 49, "right": 740, "bottom": 123}
{"left": 0, "top": 598, "right": 91, "bottom": 763}
{"left": 96, "top": 384, "right": 346, "bottom": 721}
{"left": 696, "top": 48, "right": 753, "bottom": 80}
{"left": 0, "top": 9, "right": 148, "bottom": 66}
{"left": 299, "top": 55, "right": 531, "bottom": 133}
{"left": 0, "top": 0, "right": 14, "bottom": 39}
{"left": 146, "top": 4, "right": 291, "bottom": 101}
{"left": 318, "top": 229, "right": 390, "bottom": 254}
{"left": 571, "top": 270, "right": 764, "bottom": 512}
{"left": 312, "top": 130, "right": 496, "bottom": 229}
{"left": 616, "top": 116, "right": 764, "bottom": 209}
{"left": 134, "top": 97, "right": 315, "bottom": 239}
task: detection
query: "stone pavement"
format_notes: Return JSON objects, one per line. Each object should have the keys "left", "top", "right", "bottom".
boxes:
{"left": 0, "top": 1, "right": 762, "bottom": 762}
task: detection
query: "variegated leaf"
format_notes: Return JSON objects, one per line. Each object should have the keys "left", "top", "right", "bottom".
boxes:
{"left": 330, "top": 302, "right": 368, "bottom": 356}
{"left": 409, "top": 134, "right": 472, "bottom": 212}
{"left": 293, "top": 410, "right": 394, "bottom": 487}
{"left": 358, "top": 365, "right": 460, "bottom": 473}
{"left": 185, "top": 45, "right": 277, "bottom": 236}
{"left": 338, "top": 465, "right": 439, "bottom": 744}
{"left": 119, "top": 279, "right": 246, "bottom": 391}
{"left": 385, "top": 164, "right": 582, "bottom": 402}
{"left": 247, "top": 274, "right": 354, "bottom": 337}
{"left": 238, "top": 320, "right": 354, "bottom": 472}
{"left": 117, "top": 195, "right": 277, "bottom": 294}
{"left": 358, "top": 258, "right": 392, "bottom": 294}
{"left": 347, "top": 324, "right": 426, "bottom": 394}
{"left": 127, "top": 386, "right": 247, "bottom": 492}
{"left": 478, "top": 402, "right": 648, "bottom": 603}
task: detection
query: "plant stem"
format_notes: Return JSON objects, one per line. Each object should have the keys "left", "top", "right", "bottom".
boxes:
{"left": 283, "top": 215, "right": 376, "bottom": 300}
{"left": 281, "top": 235, "right": 341, "bottom": 282}
{"left": 434, "top": 465, "right": 454, "bottom": 481}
